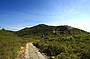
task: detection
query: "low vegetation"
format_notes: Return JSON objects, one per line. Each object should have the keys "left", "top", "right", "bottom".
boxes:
{"left": 0, "top": 24, "right": 90, "bottom": 59}
{"left": 18, "top": 24, "right": 90, "bottom": 59}
{"left": 0, "top": 29, "right": 25, "bottom": 59}
{"left": 33, "top": 34, "right": 90, "bottom": 59}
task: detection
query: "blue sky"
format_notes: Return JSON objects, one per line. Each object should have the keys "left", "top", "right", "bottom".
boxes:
{"left": 0, "top": 0, "right": 90, "bottom": 31}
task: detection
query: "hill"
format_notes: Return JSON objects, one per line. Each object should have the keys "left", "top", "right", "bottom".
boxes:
{"left": 17, "top": 24, "right": 90, "bottom": 59}
{"left": 0, "top": 24, "right": 90, "bottom": 59}
{"left": 17, "top": 24, "right": 89, "bottom": 37}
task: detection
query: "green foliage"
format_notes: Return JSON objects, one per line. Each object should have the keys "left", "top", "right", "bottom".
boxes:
{"left": 0, "top": 30, "right": 25, "bottom": 59}
{"left": 33, "top": 35, "right": 90, "bottom": 59}
{"left": 17, "top": 24, "right": 90, "bottom": 59}
{"left": 0, "top": 24, "right": 90, "bottom": 59}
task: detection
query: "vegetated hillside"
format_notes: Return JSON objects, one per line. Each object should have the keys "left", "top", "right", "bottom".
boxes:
{"left": 1, "top": 24, "right": 89, "bottom": 59}
{"left": 17, "top": 24, "right": 89, "bottom": 37}
{"left": 0, "top": 29, "right": 25, "bottom": 59}
{"left": 17, "top": 24, "right": 90, "bottom": 59}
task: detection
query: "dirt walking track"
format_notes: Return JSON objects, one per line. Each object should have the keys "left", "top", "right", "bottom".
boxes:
{"left": 25, "top": 43, "right": 48, "bottom": 59}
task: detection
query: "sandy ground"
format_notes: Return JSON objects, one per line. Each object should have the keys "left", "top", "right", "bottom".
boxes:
{"left": 25, "top": 43, "right": 48, "bottom": 59}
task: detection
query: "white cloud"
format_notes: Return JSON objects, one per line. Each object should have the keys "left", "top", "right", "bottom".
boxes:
{"left": 6, "top": 27, "right": 25, "bottom": 30}
{"left": 66, "top": 18, "right": 90, "bottom": 32}
{"left": 0, "top": 25, "right": 25, "bottom": 30}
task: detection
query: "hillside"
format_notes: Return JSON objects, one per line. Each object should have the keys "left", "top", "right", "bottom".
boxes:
{"left": 17, "top": 24, "right": 90, "bottom": 59}
{"left": 0, "top": 24, "right": 90, "bottom": 59}
{"left": 0, "top": 29, "right": 25, "bottom": 59}
{"left": 17, "top": 24, "right": 89, "bottom": 37}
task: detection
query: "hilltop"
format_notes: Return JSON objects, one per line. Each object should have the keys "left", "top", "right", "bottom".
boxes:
{"left": 17, "top": 24, "right": 89, "bottom": 37}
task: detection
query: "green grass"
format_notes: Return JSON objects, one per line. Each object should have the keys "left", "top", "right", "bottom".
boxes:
{"left": 0, "top": 30, "right": 25, "bottom": 59}
{"left": 0, "top": 29, "right": 40, "bottom": 59}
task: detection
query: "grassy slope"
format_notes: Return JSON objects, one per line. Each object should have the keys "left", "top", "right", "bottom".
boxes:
{"left": 0, "top": 24, "right": 90, "bottom": 59}
{"left": 0, "top": 29, "right": 25, "bottom": 59}
{"left": 17, "top": 24, "right": 90, "bottom": 59}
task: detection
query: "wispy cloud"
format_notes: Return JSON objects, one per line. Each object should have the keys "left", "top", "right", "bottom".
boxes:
{"left": 0, "top": 25, "right": 25, "bottom": 30}
{"left": 6, "top": 27, "right": 25, "bottom": 30}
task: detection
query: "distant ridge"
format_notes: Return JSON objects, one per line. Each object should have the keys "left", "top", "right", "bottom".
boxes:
{"left": 17, "top": 24, "right": 89, "bottom": 37}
